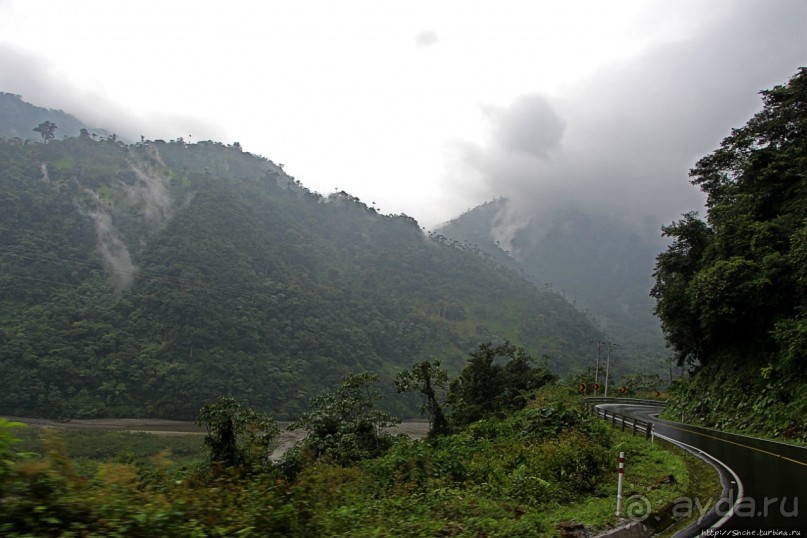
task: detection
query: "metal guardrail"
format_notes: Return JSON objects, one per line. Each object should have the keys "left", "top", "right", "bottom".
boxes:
{"left": 584, "top": 397, "right": 667, "bottom": 407}
{"left": 583, "top": 400, "right": 655, "bottom": 439}
{"left": 583, "top": 397, "right": 737, "bottom": 537}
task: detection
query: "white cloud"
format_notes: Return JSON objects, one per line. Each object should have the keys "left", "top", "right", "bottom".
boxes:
{"left": 415, "top": 30, "right": 439, "bottom": 48}
{"left": 486, "top": 94, "right": 565, "bottom": 158}
{"left": 0, "top": 0, "right": 804, "bottom": 230}
{"left": 446, "top": 0, "right": 807, "bottom": 236}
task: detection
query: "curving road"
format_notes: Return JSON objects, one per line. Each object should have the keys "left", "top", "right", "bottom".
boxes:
{"left": 597, "top": 401, "right": 807, "bottom": 533}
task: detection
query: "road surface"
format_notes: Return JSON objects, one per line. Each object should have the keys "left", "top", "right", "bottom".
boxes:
{"left": 598, "top": 402, "right": 807, "bottom": 533}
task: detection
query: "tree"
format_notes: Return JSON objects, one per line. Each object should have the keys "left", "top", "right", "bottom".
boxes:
{"left": 565, "top": 365, "right": 598, "bottom": 392}
{"left": 0, "top": 419, "right": 26, "bottom": 491}
{"left": 195, "top": 396, "right": 279, "bottom": 469}
{"left": 652, "top": 68, "right": 807, "bottom": 372}
{"left": 291, "top": 372, "right": 399, "bottom": 464}
{"left": 651, "top": 212, "right": 713, "bottom": 366}
{"left": 620, "top": 373, "right": 665, "bottom": 395}
{"left": 394, "top": 360, "right": 449, "bottom": 437}
{"left": 33, "top": 121, "right": 57, "bottom": 142}
{"left": 446, "top": 342, "right": 557, "bottom": 426}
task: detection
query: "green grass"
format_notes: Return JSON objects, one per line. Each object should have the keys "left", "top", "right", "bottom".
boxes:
{"left": 537, "top": 428, "right": 720, "bottom": 534}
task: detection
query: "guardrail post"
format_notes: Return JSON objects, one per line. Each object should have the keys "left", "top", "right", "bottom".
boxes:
{"left": 645, "top": 423, "right": 652, "bottom": 440}
{"left": 612, "top": 412, "right": 616, "bottom": 427}
{"left": 621, "top": 416, "right": 626, "bottom": 431}
{"left": 632, "top": 420, "right": 637, "bottom": 436}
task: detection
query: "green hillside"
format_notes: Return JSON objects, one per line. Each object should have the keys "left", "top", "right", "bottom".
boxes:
{"left": 0, "top": 132, "right": 604, "bottom": 420}
{"left": 437, "top": 199, "right": 668, "bottom": 377}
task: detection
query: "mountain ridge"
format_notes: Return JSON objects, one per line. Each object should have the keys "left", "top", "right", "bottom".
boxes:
{"left": 0, "top": 115, "right": 607, "bottom": 419}
{"left": 436, "top": 197, "right": 669, "bottom": 374}
{"left": 0, "top": 92, "right": 109, "bottom": 141}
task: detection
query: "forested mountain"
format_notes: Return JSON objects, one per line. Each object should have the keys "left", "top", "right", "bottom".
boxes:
{"left": 653, "top": 68, "right": 807, "bottom": 440}
{"left": 0, "top": 92, "right": 107, "bottom": 141}
{"left": 436, "top": 199, "right": 668, "bottom": 375}
{"left": 0, "top": 127, "right": 605, "bottom": 420}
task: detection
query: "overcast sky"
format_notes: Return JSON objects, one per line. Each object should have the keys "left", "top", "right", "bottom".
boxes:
{"left": 0, "top": 0, "right": 805, "bottom": 231}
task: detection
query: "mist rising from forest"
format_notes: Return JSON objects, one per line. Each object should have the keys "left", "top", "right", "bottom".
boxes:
{"left": 75, "top": 155, "right": 176, "bottom": 290}
{"left": 444, "top": 1, "right": 807, "bottom": 244}
{"left": 0, "top": 2, "right": 805, "bottom": 233}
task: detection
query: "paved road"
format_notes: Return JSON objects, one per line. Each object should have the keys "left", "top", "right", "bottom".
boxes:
{"left": 599, "top": 402, "right": 807, "bottom": 533}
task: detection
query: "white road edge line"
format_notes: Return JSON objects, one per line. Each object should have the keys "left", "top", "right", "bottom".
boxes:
{"left": 653, "top": 431, "right": 744, "bottom": 530}
{"left": 592, "top": 403, "right": 745, "bottom": 533}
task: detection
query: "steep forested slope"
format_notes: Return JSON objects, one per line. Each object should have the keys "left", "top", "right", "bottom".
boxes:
{"left": 0, "top": 134, "right": 604, "bottom": 419}
{"left": 653, "top": 68, "right": 807, "bottom": 440}
{"left": 437, "top": 199, "right": 668, "bottom": 376}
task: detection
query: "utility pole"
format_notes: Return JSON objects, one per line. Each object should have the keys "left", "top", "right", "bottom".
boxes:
{"left": 604, "top": 341, "right": 620, "bottom": 398}
{"left": 590, "top": 340, "right": 605, "bottom": 395}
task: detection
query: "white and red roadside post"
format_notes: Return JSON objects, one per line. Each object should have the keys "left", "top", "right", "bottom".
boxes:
{"left": 616, "top": 451, "right": 625, "bottom": 516}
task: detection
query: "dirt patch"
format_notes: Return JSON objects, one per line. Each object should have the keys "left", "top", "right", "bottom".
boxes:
{"left": 5, "top": 416, "right": 432, "bottom": 458}
{"left": 389, "top": 421, "right": 430, "bottom": 439}
{"left": 269, "top": 421, "right": 431, "bottom": 461}
{"left": 3, "top": 416, "right": 206, "bottom": 434}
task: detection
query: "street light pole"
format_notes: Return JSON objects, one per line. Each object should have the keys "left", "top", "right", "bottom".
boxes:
{"left": 604, "top": 341, "right": 620, "bottom": 398}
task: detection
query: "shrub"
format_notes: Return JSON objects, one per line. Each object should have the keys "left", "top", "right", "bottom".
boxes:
{"left": 289, "top": 373, "right": 400, "bottom": 466}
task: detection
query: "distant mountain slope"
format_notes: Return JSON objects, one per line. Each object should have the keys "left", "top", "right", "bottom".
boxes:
{"left": 0, "top": 135, "right": 605, "bottom": 419}
{"left": 436, "top": 198, "right": 669, "bottom": 374}
{"left": 0, "top": 92, "right": 107, "bottom": 140}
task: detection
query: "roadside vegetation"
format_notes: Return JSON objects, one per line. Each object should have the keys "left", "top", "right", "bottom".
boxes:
{"left": 9, "top": 428, "right": 206, "bottom": 477}
{"left": 651, "top": 68, "right": 807, "bottom": 443}
{"left": 662, "top": 365, "right": 807, "bottom": 446}
{"left": 0, "top": 344, "right": 719, "bottom": 536}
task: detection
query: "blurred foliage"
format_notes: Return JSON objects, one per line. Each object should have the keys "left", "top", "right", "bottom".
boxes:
{"left": 0, "top": 419, "right": 27, "bottom": 492}
{"left": 0, "top": 385, "right": 711, "bottom": 536}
